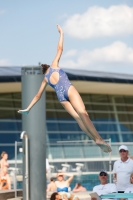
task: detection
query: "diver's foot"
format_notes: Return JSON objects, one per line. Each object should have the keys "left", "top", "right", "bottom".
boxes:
{"left": 96, "top": 139, "right": 112, "bottom": 153}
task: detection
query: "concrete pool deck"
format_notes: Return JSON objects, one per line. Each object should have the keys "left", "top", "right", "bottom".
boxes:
{"left": 0, "top": 189, "right": 22, "bottom": 200}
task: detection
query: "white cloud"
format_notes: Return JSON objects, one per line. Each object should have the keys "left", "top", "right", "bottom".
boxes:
{"left": 63, "top": 5, "right": 133, "bottom": 39}
{"left": 0, "top": 10, "right": 6, "bottom": 15}
{"left": 0, "top": 59, "right": 11, "bottom": 66}
{"left": 60, "top": 41, "right": 133, "bottom": 74}
{"left": 63, "top": 49, "right": 78, "bottom": 58}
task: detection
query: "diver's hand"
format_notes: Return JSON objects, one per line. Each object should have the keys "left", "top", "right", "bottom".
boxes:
{"left": 57, "top": 24, "right": 63, "bottom": 34}
{"left": 18, "top": 109, "right": 29, "bottom": 115}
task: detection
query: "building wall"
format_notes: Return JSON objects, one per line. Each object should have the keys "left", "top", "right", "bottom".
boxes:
{"left": 0, "top": 91, "right": 133, "bottom": 159}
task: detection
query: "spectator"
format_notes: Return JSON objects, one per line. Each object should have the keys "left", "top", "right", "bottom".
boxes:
{"left": 93, "top": 170, "right": 117, "bottom": 200}
{"left": 50, "top": 192, "right": 79, "bottom": 200}
{"left": 55, "top": 172, "right": 74, "bottom": 192}
{"left": 0, "top": 167, "right": 10, "bottom": 190}
{"left": 113, "top": 145, "right": 133, "bottom": 193}
{"left": 73, "top": 183, "right": 87, "bottom": 192}
{"left": 47, "top": 177, "right": 57, "bottom": 192}
{"left": 0, "top": 152, "right": 11, "bottom": 190}
{"left": 124, "top": 173, "right": 133, "bottom": 200}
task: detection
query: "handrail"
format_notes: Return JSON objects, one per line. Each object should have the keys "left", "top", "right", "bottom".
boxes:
{"left": 21, "top": 131, "right": 29, "bottom": 200}
{"left": 101, "top": 193, "right": 133, "bottom": 198}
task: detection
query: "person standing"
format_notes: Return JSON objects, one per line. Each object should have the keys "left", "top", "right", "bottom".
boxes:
{"left": 113, "top": 145, "right": 133, "bottom": 193}
{"left": 0, "top": 152, "right": 11, "bottom": 190}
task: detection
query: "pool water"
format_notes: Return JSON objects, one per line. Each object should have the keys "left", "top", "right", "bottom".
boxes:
{"left": 70, "top": 174, "right": 100, "bottom": 191}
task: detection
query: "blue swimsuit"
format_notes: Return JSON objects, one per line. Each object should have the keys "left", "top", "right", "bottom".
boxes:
{"left": 45, "top": 67, "right": 72, "bottom": 102}
{"left": 57, "top": 187, "right": 68, "bottom": 192}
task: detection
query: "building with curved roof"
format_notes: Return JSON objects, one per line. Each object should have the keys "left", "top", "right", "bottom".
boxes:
{"left": 0, "top": 66, "right": 133, "bottom": 172}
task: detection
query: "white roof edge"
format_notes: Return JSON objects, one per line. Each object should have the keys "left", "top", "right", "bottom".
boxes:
{"left": 0, "top": 66, "right": 133, "bottom": 80}
{"left": 63, "top": 68, "right": 133, "bottom": 80}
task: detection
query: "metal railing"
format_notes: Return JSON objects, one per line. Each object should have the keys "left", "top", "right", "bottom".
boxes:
{"left": 21, "top": 131, "right": 29, "bottom": 200}
{"left": 1, "top": 140, "right": 133, "bottom": 194}
{"left": 0, "top": 133, "right": 29, "bottom": 199}
{"left": 14, "top": 141, "right": 22, "bottom": 198}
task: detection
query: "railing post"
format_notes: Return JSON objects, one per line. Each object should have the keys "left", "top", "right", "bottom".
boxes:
{"left": 109, "top": 138, "right": 112, "bottom": 183}
{"left": 21, "top": 131, "right": 30, "bottom": 200}
{"left": 14, "top": 141, "right": 17, "bottom": 198}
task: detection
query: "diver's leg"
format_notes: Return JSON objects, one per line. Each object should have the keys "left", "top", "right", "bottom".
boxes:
{"left": 61, "top": 101, "right": 95, "bottom": 140}
{"left": 67, "top": 86, "right": 111, "bottom": 152}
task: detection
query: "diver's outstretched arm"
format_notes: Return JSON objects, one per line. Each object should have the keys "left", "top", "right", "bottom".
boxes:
{"left": 51, "top": 24, "right": 64, "bottom": 67}
{"left": 18, "top": 79, "right": 47, "bottom": 114}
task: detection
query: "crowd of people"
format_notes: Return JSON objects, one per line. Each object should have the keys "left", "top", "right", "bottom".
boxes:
{"left": 47, "top": 172, "right": 86, "bottom": 200}
{"left": 1, "top": 145, "right": 133, "bottom": 200}
{"left": 47, "top": 145, "right": 133, "bottom": 200}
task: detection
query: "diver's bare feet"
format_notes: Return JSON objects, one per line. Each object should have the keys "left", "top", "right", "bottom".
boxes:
{"left": 96, "top": 139, "right": 112, "bottom": 153}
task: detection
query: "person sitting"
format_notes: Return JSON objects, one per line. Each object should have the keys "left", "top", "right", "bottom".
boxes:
{"left": 124, "top": 173, "right": 133, "bottom": 200}
{"left": 93, "top": 170, "right": 117, "bottom": 200}
{"left": 50, "top": 192, "right": 79, "bottom": 200}
{"left": 47, "top": 177, "right": 57, "bottom": 192}
{"left": 72, "top": 183, "right": 87, "bottom": 192}
{"left": 55, "top": 172, "right": 74, "bottom": 192}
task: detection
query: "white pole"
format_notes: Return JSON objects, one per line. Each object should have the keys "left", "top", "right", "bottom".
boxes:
{"left": 24, "top": 134, "right": 29, "bottom": 200}
{"left": 109, "top": 138, "right": 112, "bottom": 183}
{"left": 21, "top": 131, "right": 30, "bottom": 200}
{"left": 14, "top": 141, "right": 17, "bottom": 198}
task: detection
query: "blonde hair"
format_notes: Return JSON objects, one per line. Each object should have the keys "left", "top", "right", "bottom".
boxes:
{"left": 130, "top": 173, "right": 133, "bottom": 184}
{"left": 1, "top": 151, "right": 7, "bottom": 158}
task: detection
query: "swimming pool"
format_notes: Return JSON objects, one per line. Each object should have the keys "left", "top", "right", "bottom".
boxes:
{"left": 70, "top": 174, "right": 101, "bottom": 191}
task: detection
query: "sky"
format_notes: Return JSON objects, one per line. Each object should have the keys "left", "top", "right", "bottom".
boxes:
{"left": 0, "top": 0, "right": 133, "bottom": 75}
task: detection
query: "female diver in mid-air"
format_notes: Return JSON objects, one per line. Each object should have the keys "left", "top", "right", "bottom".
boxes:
{"left": 18, "top": 25, "right": 111, "bottom": 153}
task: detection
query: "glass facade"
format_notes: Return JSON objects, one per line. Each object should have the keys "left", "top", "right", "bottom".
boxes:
{"left": 46, "top": 92, "right": 133, "bottom": 143}
{"left": 0, "top": 91, "right": 133, "bottom": 159}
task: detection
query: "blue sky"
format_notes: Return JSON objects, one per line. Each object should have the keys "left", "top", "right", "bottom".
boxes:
{"left": 0, "top": 0, "right": 133, "bottom": 75}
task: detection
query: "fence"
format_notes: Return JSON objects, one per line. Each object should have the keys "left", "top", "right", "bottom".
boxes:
{"left": 0, "top": 142, "right": 23, "bottom": 198}
{"left": 1, "top": 140, "right": 133, "bottom": 195}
